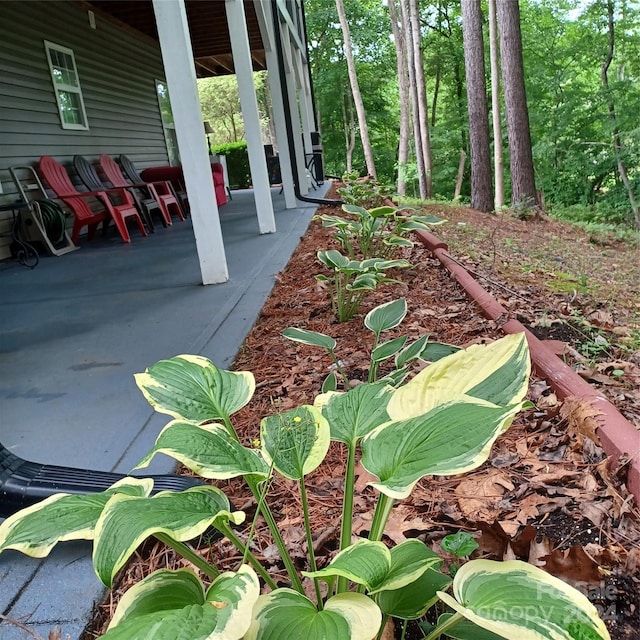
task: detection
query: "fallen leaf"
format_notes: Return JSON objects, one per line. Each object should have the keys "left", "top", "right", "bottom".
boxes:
{"left": 384, "top": 505, "right": 433, "bottom": 544}
{"left": 497, "top": 520, "right": 520, "bottom": 537}
{"left": 512, "top": 493, "right": 555, "bottom": 525}
{"left": 540, "top": 546, "right": 602, "bottom": 585}
{"left": 560, "top": 396, "right": 603, "bottom": 445}
{"left": 579, "top": 499, "right": 613, "bottom": 527}
{"left": 455, "top": 470, "right": 515, "bottom": 521}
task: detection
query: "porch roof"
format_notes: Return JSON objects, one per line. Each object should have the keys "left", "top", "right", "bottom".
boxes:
{"left": 87, "top": 0, "right": 266, "bottom": 77}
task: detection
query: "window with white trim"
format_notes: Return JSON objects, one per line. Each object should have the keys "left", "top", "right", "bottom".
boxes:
{"left": 44, "top": 41, "right": 89, "bottom": 130}
{"left": 155, "top": 80, "right": 180, "bottom": 165}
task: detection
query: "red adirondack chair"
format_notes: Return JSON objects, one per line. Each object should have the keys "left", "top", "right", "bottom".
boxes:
{"left": 38, "top": 156, "right": 147, "bottom": 244}
{"left": 101, "top": 155, "right": 184, "bottom": 224}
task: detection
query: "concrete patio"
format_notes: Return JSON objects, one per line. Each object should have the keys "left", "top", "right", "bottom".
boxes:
{"left": 0, "top": 185, "right": 329, "bottom": 639}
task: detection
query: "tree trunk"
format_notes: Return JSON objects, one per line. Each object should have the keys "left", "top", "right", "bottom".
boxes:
{"left": 461, "top": 0, "right": 493, "bottom": 212}
{"left": 400, "top": 0, "right": 426, "bottom": 198}
{"left": 388, "top": 0, "right": 411, "bottom": 196}
{"left": 496, "top": 0, "right": 537, "bottom": 208}
{"left": 601, "top": 0, "right": 639, "bottom": 228}
{"left": 409, "top": 0, "right": 433, "bottom": 197}
{"left": 342, "top": 91, "right": 356, "bottom": 173}
{"left": 488, "top": 0, "right": 504, "bottom": 209}
{"left": 335, "top": 0, "right": 377, "bottom": 179}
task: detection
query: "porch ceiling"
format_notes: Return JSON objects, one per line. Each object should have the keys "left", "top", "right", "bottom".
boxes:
{"left": 87, "top": 0, "right": 266, "bottom": 77}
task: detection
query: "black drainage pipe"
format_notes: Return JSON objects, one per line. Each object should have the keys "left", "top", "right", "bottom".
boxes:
{"left": 0, "top": 442, "right": 203, "bottom": 519}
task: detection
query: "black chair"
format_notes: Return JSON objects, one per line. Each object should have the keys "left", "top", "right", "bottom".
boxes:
{"left": 119, "top": 155, "right": 188, "bottom": 219}
{"left": 73, "top": 155, "right": 163, "bottom": 232}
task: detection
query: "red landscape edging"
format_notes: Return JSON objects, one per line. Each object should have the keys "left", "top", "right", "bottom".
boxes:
{"left": 414, "top": 228, "right": 640, "bottom": 502}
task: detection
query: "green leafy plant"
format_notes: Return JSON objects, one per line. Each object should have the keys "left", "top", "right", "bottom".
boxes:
{"left": 316, "top": 249, "right": 411, "bottom": 322}
{"left": 315, "top": 203, "right": 445, "bottom": 260}
{"left": 0, "top": 335, "right": 611, "bottom": 640}
{"left": 283, "top": 297, "right": 460, "bottom": 391}
{"left": 336, "top": 171, "right": 394, "bottom": 208}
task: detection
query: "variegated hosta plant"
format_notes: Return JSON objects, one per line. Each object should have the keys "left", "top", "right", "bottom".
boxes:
{"left": 314, "top": 202, "right": 445, "bottom": 260}
{"left": 283, "top": 297, "right": 461, "bottom": 392}
{"left": 0, "top": 335, "right": 610, "bottom": 640}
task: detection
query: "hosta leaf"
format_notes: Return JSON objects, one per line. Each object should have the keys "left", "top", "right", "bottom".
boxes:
{"left": 419, "top": 341, "right": 461, "bottom": 362}
{"left": 374, "top": 258, "right": 412, "bottom": 270}
{"left": 398, "top": 215, "right": 445, "bottom": 230}
{"left": 321, "top": 372, "right": 338, "bottom": 393}
{"left": 245, "top": 589, "right": 382, "bottom": 640}
{"left": 305, "top": 540, "right": 440, "bottom": 594}
{"left": 342, "top": 204, "right": 368, "bottom": 217}
{"left": 370, "top": 539, "right": 443, "bottom": 594}
{"left": 315, "top": 214, "right": 350, "bottom": 229}
{"left": 281, "top": 327, "right": 337, "bottom": 351}
{"left": 318, "top": 249, "right": 349, "bottom": 269}
{"left": 104, "top": 565, "right": 259, "bottom": 640}
{"left": 395, "top": 335, "right": 430, "bottom": 368}
{"left": 315, "top": 383, "right": 392, "bottom": 445}
{"left": 433, "top": 613, "right": 505, "bottom": 640}
{"left": 93, "top": 486, "right": 243, "bottom": 587}
{"left": 361, "top": 401, "right": 522, "bottom": 498}
{"left": 368, "top": 206, "right": 396, "bottom": 217}
{"left": 387, "top": 333, "right": 530, "bottom": 420}
{"left": 383, "top": 235, "right": 414, "bottom": 248}
{"left": 364, "top": 298, "right": 407, "bottom": 336}
{"left": 260, "top": 405, "right": 329, "bottom": 480}
{"left": 438, "top": 559, "right": 610, "bottom": 640}
{"left": 135, "top": 420, "right": 269, "bottom": 480}
{"left": 378, "top": 365, "right": 411, "bottom": 388}
{"left": 304, "top": 540, "right": 391, "bottom": 589}
{"left": 371, "top": 336, "right": 408, "bottom": 363}
{"left": 135, "top": 355, "right": 255, "bottom": 424}
{"left": 0, "top": 478, "right": 151, "bottom": 557}
{"left": 349, "top": 273, "right": 380, "bottom": 290}
{"left": 374, "top": 567, "right": 451, "bottom": 620}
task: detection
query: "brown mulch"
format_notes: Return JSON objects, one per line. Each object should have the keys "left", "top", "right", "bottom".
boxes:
{"left": 83, "top": 185, "right": 639, "bottom": 640}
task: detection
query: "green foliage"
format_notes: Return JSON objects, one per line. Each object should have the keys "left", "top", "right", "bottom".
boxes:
{"left": 283, "top": 297, "right": 460, "bottom": 390}
{"left": 302, "top": 0, "right": 639, "bottom": 225}
{"left": 316, "top": 249, "right": 411, "bottom": 322}
{"left": 0, "top": 334, "right": 611, "bottom": 639}
{"left": 440, "top": 532, "right": 479, "bottom": 559}
{"left": 315, "top": 200, "right": 446, "bottom": 260}
{"left": 337, "top": 172, "right": 394, "bottom": 208}
{"left": 211, "top": 141, "right": 251, "bottom": 189}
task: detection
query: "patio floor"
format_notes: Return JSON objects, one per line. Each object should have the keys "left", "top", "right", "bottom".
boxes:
{"left": 0, "top": 185, "right": 329, "bottom": 639}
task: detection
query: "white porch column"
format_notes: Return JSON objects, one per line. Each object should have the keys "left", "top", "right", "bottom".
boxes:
{"left": 152, "top": 0, "right": 228, "bottom": 285}
{"left": 259, "top": 1, "right": 296, "bottom": 208}
{"left": 226, "top": 0, "right": 276, "bottom": 234}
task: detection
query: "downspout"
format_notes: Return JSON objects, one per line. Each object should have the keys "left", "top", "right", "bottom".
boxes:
{"left": 271, "top": 1, "right": 342, "bottom": 206}
{"left": 0, "top": 442, "right": 203, "bottom": 519}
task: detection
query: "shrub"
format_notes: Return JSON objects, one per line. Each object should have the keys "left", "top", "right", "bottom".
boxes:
{"left": 211, "top": 141, "right": 251, "bottom": 189}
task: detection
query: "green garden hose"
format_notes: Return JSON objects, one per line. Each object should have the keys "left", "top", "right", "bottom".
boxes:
{"left": 34, "top": 199, "right": 67, "bottom": 245}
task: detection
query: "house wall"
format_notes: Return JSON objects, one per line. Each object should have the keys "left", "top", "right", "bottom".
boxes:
{"left": 0, "top": 1, "right": 171, "bottom": 258}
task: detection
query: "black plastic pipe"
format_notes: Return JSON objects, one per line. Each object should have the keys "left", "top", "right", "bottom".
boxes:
{"left": 0, "top": 442, "right": 203, "bottom": 519}
{"left": 271, "top": 1, "right": 341, "bottom": 208}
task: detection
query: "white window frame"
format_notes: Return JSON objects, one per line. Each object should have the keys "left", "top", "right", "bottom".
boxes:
{"left": 155, "top": 79, "right": 180, "bottom": 165}
{"left": 44, "top": 40, "right": 89, "bottom": 130}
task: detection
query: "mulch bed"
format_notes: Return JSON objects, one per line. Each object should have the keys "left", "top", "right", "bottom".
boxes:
{"left": 83, "top": 185, "right": 639, "bottom": 640}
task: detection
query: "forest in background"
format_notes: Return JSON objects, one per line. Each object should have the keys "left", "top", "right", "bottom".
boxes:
{"left": 198, "top": 0, "right": 639, "bottom": 229}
